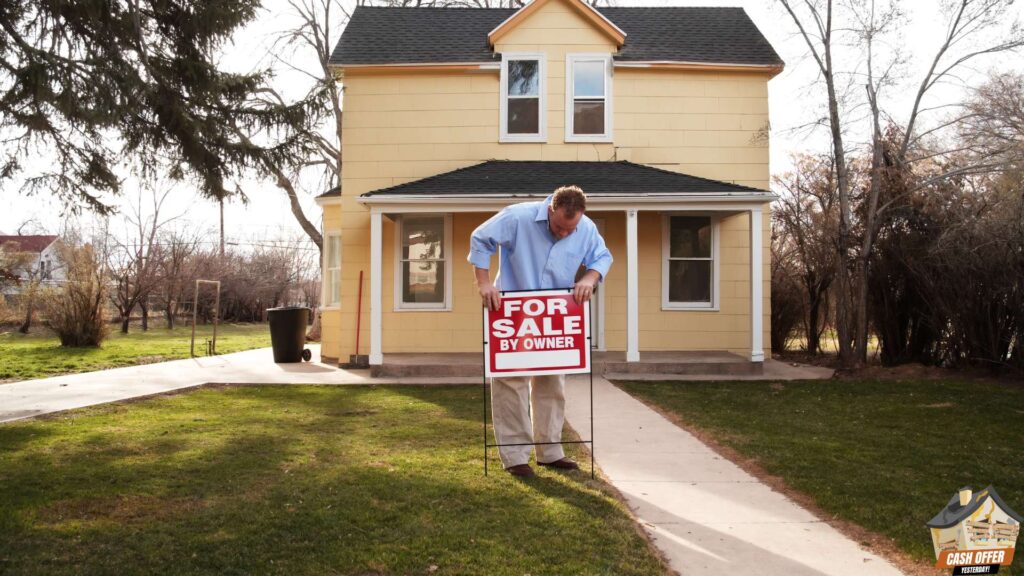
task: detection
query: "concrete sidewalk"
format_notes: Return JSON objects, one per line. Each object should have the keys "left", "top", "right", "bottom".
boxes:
{"left": 563, "top": 375, "right": 905, "bottom": 576}
{"left": 0, "top": 346, "right": 476, "bottom": 423}
{"left": 1, "top": 348, "right": 830, "bottom": 424}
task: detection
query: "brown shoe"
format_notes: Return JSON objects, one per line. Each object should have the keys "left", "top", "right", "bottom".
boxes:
{"left": 537, "top": 458, "right": 580, "bottom": 470}
{"left": 506, "top": 464, "right": 535, "bottom": 478}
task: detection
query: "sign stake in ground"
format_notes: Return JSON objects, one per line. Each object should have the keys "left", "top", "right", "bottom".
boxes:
{"left": 191, "top": 279, "right": 221, "bottom": 358}
{"left": 482, "top": 288, "right": 595, "bottom": 479}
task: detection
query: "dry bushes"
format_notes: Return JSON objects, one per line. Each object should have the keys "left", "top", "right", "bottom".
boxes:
{"left": 46, "top": 243, "right": 109, "bottom": 347}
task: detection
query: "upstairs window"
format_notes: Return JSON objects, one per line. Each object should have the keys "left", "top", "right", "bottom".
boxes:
{"left": 500, "top": 53, "right": 546, "bottom": 142}
{"left": 566, "top": 54, "right": 612, "bottom": 142}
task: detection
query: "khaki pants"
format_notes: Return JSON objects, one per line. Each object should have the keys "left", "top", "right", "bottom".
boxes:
{"left": 490, "top": 374, "right": 566, "bottom": 468}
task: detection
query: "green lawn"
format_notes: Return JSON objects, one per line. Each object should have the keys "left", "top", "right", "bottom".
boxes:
{"left": 0, "top": 323, "right": 271, "bottom": 382}
{"left": 619, "top": 378, "right": 1024, "bottom": 575}
{"left": 0, "top": 385, "right": 666, "bottom": 576}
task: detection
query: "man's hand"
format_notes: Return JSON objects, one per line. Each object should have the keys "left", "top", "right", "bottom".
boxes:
{"left": 573, "top": 270, "right": 601, "bottom": 304}
{"left": 478, "top": 283, "right": 501, "bottom": 311}
{"left": 474, "top": 267, "right": 501, "bottom": 311}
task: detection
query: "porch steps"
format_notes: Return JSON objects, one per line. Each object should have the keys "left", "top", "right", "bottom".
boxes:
{"left": 597, "top": 350, "right": 762, "bottom": 376}
{"left": 370, "top": 351, "right": 760, "bottom": 378}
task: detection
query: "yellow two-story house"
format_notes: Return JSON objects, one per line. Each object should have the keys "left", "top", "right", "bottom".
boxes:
{"left": 317, "top": 0, "right": 783, "bottom": 374}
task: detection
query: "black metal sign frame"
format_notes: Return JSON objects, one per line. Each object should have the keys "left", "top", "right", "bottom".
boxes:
{"left": 482, "top": 288, "right": 595, "bottom": 479}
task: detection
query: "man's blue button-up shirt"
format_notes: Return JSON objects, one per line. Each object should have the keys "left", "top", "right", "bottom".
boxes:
{"left": 468, "top": 195, "right": 613, "bottom": 291}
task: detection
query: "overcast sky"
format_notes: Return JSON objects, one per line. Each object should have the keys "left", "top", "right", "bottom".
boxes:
{"left": 3, "top": 0, "right": 1022, "bottom": 241}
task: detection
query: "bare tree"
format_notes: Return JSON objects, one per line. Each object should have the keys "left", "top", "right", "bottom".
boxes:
{"left": 778, "top": 0, "right": 1024, "bottom": 366}
{"left": 154, "top": 228, "right": 202, "bottom": 329}
{"left": 960, "top": 72, "right": 1024, "bottom": 163}
{"left": 778, "top": 0, "right": 859, "bottom": 366}
{"left": 772, "top": 154, "right": 847, "bottom": 354}
{"left": 107, "top": 188, "right": 181, "bottom": 333}
{"left": 0, "top": 244, "right": 30, "bottom": 291}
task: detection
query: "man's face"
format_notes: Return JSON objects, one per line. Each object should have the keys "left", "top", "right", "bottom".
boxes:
{"left": 548, "top": 205, "right": 582, "bottom": 240}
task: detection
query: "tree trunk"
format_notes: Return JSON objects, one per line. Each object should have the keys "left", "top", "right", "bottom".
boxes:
{"left": 307, "top": 307, "right": 322, "bottom": 341}
{"left": 165, "top": 304, "right": 174, "bottom": 330}
{"left": 820, "top": 0, "right": 856, "bottom": 370}
{"left": 18, "top": 291, "right": 34, "bottom": 334}
{"left": 807, "top": 294, "right": 821, "bottom": 355}
{"left": 141, "top": 302, "right": 149, "bottom": 331}
{"left": 854, "top": 255, "right": 871, "bottom": 364}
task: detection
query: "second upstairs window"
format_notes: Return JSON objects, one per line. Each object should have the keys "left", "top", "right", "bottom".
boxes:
{"left": 566, "top": 54, "right": 612, "bottom": 142}
{"left": 501, "top": 53, "right": 546, "bottom": 142}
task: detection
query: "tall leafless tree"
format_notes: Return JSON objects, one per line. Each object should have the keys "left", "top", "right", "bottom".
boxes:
{"left": 107, "top": 188, "right": 182, "bottom": 333}
{"left": 778, "top": 0, "right": 1024, "bottom": 366}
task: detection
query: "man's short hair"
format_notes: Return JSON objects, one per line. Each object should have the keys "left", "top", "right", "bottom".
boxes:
{"left": 551, "top": 185, "right": 587, "bottom": 216}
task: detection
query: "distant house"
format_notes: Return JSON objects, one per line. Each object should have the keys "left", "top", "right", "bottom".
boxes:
{"left": 928, "top": 486, "right": 1022, "bottom": 559}
{"left": 316, "top": 0, "right": 783, "bottom": 371}
{"left": 0, "top": 235, "right": 64, "bottom": 295}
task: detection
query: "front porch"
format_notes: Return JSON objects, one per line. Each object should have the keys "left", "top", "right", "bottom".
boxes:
{"left": 331, "top": 160, "right": 775, "bottom": 370}
{"left": 370, "top": 350, "right": 762, "bottom": 378}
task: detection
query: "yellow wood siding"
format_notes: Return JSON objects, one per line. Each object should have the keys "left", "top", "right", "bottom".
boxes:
{"left": 324, "top": 0, "right": 773, "bottom": 360}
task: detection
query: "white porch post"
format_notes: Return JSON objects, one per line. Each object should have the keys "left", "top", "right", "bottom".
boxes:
{"left": 626, "top": 209, "right": 640, "bottom": 362}
{"left": 369, "top": 210, "right": 383, "bottom": 365}
{"left": 750, "top": 207, "right": 765, "bottom": 362}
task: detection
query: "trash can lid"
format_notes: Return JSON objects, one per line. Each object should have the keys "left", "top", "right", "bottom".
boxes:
{"left": 266, "top": 306, "right": 310, "bottom": 312}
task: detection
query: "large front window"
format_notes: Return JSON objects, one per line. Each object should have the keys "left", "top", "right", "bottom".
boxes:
{"left": 501, "top": 53, "right": 546, "bottom": 142}
{"left": 663, "top": 215, "right": 718, "bottom": 309}
{"left": 396, "top": 214, "right": 451, "bottom": 310}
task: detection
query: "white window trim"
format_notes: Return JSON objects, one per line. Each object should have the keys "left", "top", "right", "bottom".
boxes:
{"left": 394, "top": 213, "right": 453, "bottom": 312}
{"left": 500, "top": 52, "right": 547, "bottom": 143}
{"left": 322, "top": 232, "right": 341, "bottom": 310}
{"left": 661, "top": 213, "right": 720, "bottom": 311}
{"left": 564, "top": 53, "right": 613, "bottom": 143}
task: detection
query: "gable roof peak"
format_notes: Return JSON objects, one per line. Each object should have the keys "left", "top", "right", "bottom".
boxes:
{"left": 488, "top": 0, "right": 626, "bottom": 47}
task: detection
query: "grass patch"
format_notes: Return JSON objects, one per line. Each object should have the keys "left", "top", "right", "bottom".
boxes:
{"left": 0, "top": 385, "right": 666, "bottom": 575}
{"left": 0, "top": 323, "right": 270, "bottom": 382}
{"left": 619, "top": 378, "right": 1024, "bottom": 575}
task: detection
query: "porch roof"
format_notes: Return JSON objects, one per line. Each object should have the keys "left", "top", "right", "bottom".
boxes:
{"left": 359, "top": 161, "right": 770, "bottom": 200}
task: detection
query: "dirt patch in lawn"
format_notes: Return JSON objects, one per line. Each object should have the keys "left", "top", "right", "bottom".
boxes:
{"left": 623, "top": 388, "right": 945, "bottom": 576}
{"left": 38, "top": 495, "right": 208, "bottom": 525}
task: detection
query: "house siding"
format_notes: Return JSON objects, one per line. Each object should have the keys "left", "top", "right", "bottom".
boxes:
{"left": 322, "top": 0, "right": 772, "bottom": 361}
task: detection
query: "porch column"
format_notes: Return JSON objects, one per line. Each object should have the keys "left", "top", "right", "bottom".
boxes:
{"left": 369, "top": 210, "right": 383, "bottom": 365}
{"left": 626, "top": 209, "right": 640, "bottom": 362}
{"left": 750, "top": 207, "right": 765, "bottom": 362}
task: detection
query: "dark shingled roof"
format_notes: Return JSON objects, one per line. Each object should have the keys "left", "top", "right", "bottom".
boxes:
{"left": 361, "top": 160, "right": 766, "bottom": 197}
{"left": 926, "top": 486, "right": 1024, "bottom": 529}
{"left": 331, "top": 6, "right": 782, "bottom": 67}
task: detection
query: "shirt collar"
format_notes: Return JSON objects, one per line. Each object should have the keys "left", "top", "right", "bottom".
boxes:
{"left": 535, "top": 195, "right": 554, "bottom": 222}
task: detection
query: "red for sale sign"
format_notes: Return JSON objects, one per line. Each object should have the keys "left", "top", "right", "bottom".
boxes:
{"left": 484, "top": 289, "right": 591, "bottom": 378}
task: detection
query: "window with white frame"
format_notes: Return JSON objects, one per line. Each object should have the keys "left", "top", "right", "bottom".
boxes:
{"left": 565, "top": 54, "right": 612, "bottom": 141}
{"left": 663, "top": 215, "right": 718, "bottom": 309}
{"left": 396, "top": 214, "right": 451, "bottom": 310}
{"left": 500, "top": 53, "right": 546, "bottom": 142}
{"left": 323, "top": 233, "right": 341, "bottom": 307}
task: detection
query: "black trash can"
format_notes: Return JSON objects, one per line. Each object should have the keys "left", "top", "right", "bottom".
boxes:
{"left": 267, "top": 306, "right": 312, "bottom": 363}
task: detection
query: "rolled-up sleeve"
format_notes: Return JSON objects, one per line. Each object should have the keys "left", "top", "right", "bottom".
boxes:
{"left": 468, "top": 209, "right": 517, "bottom": 270}
{"left": 584, "top": 229, "right": 613, "bottom": 281}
